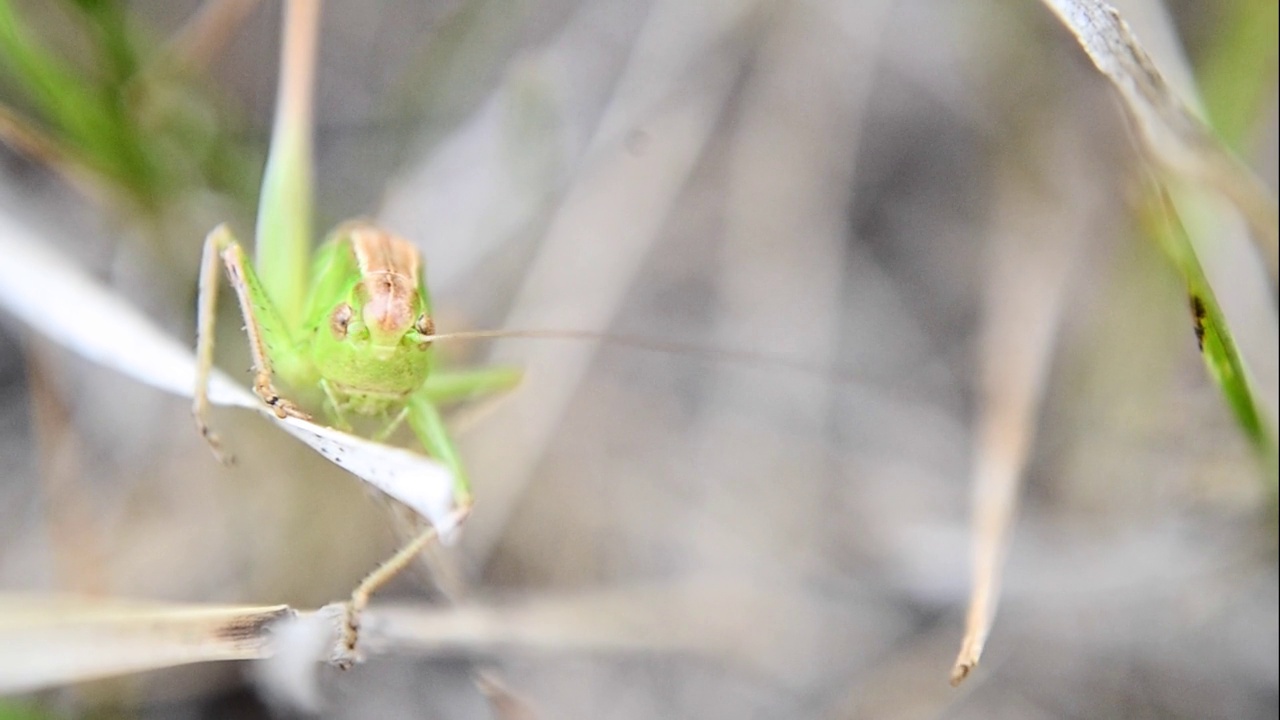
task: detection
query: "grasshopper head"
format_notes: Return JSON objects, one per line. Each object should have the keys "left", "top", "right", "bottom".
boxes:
{"left": 313, "top": 225, "right": 437, "bottom": 397}
{"left": 329, "top": 273, "right": 433, "bottom": 362}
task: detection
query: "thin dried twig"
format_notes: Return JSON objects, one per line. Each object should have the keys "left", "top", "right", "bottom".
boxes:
{"left": 3, "top": 579, "right": 824, "bottom": 697}
{"left": 164, "top": 0, "right": 263, "bottom": 69}
{"left": 0, "top": 105, "right": 120, "bottom": 208}
{"left": 951, "top": 131, "right": 1097, "bottom": 685}
{"left": 26, "top": 341, "right": 106, "bottom": 596}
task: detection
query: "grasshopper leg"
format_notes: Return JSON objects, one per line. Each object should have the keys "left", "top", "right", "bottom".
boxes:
{"left": 193, "top": 225, "right": 312, "bottom": 462}
{"left": 337, "top": 392, "right": 475, "bottom": 666}
{"left": 337, "top": 520, "right": 443, "bottom": 668}
{"left": 337, "top": 504, "right": 472, "bottom": 667}
{"left": 372, "top": 405, "right": 410, "bottom": 442}
{"left": 419, "top": 365, "right": 523, "bottom": 404}
{"left": 319, "top": 378, "right": 354, "bottom": 431}
{"left": 193, "top": 226, "right": 235, "bottom": 463}
{"left": 221, "top": 241, "right": 310, "bottom": 422}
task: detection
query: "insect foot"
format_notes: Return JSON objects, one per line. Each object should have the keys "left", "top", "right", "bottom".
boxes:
{"left": 193, "top": 414, "right": 236, "bottom": 465}
{"left": 253, "top": 378, "right": 312, "bottom": 421}
{"left": 334, "top": 600, "right": 365, "bottom": 670}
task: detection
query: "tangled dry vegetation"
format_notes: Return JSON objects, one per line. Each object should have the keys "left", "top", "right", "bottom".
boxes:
{"left": 0, "top": 0, "right": 1275, "bottom": 718}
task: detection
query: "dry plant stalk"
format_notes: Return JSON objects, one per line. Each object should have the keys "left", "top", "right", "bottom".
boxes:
{"left": 950, "top": 167, "right": 1083, "bottom": 685}
{"left": 953, "top": 0, "right": 1278, "bottom": 686}
{"left": 1038, "top": 0, "right": 1278, "bottom": 279}
{"left": 0, "top": 596, "right": 292, "bottom": 695}
{"left": 164, "top": 0, "right": 264, "bottom": 69}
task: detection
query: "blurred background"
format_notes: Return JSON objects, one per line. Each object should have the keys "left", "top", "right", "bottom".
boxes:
{"left": 0, "top": 0, "right": 1275, "bottom": 718}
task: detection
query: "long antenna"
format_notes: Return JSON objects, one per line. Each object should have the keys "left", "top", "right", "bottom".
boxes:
{"left": 423, "top": 328, "right": 852, "bottom": 384}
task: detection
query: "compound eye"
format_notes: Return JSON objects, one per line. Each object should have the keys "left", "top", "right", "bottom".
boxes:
{"left": 330, "top": 303, "right": 354, "bottom": 340}
{"left": 414, "top": 314, "right": 435, "bottom": 337}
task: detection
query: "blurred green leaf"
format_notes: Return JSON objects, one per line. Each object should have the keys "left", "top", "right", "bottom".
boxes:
{"left": 0, "top": 0, "right": 258, "bottom": 215}
{"left": 1197, "top": 0, "right": 1279, "bottom": 151}
{"left": 0, "top": 703, "right": 50, "bottom": 720}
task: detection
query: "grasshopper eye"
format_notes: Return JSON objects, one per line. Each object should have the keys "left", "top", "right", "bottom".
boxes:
{"left": 330, "top": 303, "right": 354, "bottom": 340}
{"left": 414, "top": 314, "right": 435, "bottom": 338}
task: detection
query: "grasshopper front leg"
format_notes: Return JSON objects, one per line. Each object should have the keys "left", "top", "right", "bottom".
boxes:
{"left": 194, "top": 224, "right": 312, "bottom": 459}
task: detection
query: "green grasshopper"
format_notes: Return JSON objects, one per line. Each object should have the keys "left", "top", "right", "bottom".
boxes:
{"left": 191, "top": 0, "right": 519, "bottom": 663}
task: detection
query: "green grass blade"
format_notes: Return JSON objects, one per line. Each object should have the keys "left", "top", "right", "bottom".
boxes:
{"left": 1151, "top": 189, "right": 1279, "bottom": 486}
{"left": 254, "top": 0, "right": 317, "bottom": 327}
{"left": 0, "top": 0, "right": 115, "bottom": 164}
{"left": 0, "top": 1, "right": 260, "bottom": 213}
{"left": 1196, "top": 0, "right": 1279, "bottom": 152}
{"left": 0, "top": 700, "right": 50, "bottom": 720}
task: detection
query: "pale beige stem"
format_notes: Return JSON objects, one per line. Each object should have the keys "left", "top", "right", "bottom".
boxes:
{"left": 166, "top": 0, "right": 263, "bottom": 68}
{"left": 951, "top": 130, "right": 1096, "bottom": 684}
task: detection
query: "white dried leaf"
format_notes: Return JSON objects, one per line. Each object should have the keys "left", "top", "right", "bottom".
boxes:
{"left": 275, "top": 418, "right": 460, "bottom": 538}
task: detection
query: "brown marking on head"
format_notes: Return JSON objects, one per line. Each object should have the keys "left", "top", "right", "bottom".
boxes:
{"left": 349, "top": 225, "right": 423, "bottom": 346}
{"left": 349, "top": 224, "right": 420, "bottom": 284}
{"left": 360, "top": 272, "right": 417, "bottom": 342}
